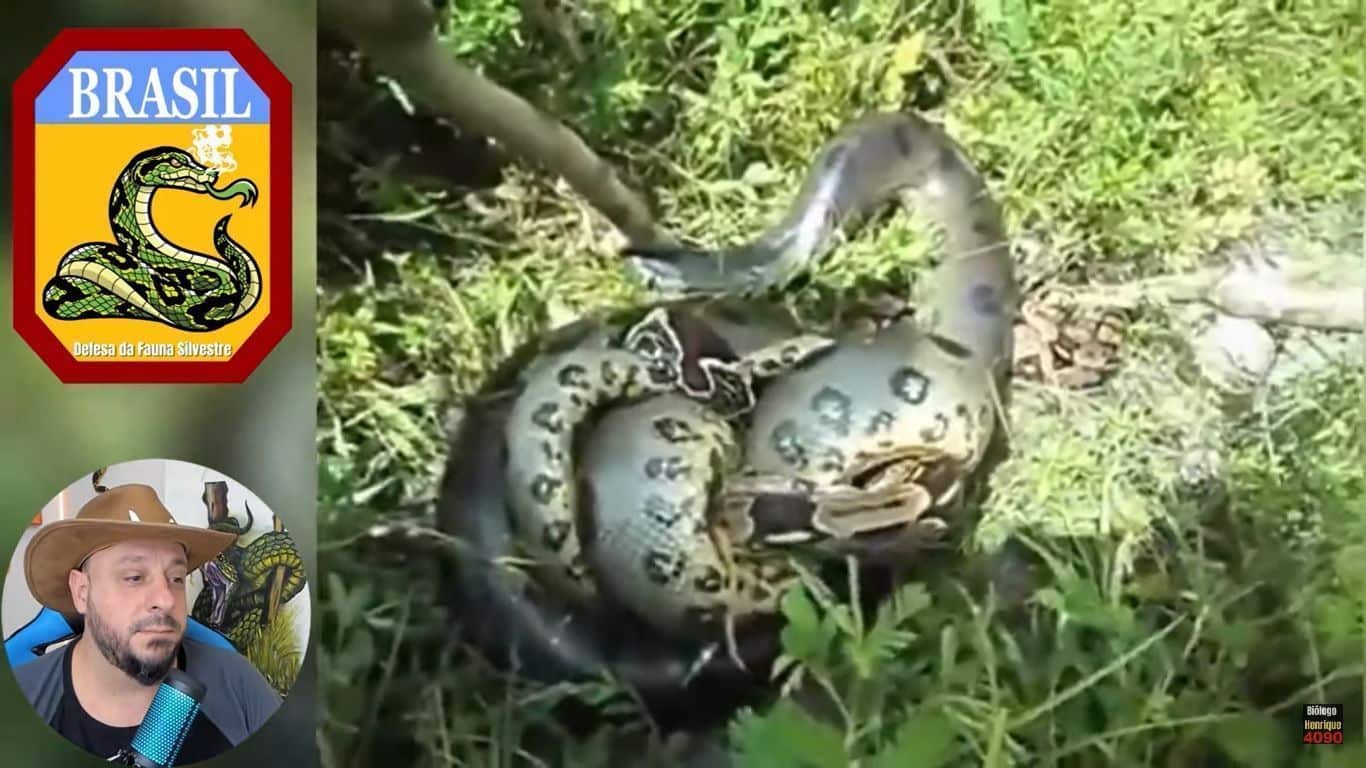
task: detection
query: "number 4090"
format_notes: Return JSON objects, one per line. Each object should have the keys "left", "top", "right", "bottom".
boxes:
{"left": 1303, "top": 730, "right": 1344, "bottom": 744}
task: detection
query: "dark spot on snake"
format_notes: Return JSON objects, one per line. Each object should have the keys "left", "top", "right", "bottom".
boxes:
{"left": 530, "top": 475, "right": 563, "bottom": 504}
{"left": 928, "top": 333, "right": 972, "bottom": 359}
{"left": 531, "top": 402, "right": 563, "bottom": 434}
{"left": 600, "top": 360, "right": 620, "bottom": 388}
{"left": 701, "top": 360, "right": 756, "bottom": 417}
{"left": 645, "top": 456, "right": 691, "bottom": 480}
{"left": 557, "top": 363, "right": 589, "bottom": 389}
{"left": 937, "top": 145, "right": 959, "bottom": 174}
{"left": 568, "top": 393, "right": 586, "bottom": 409}
{"left": 770, "top": 419, "right": 809, "bottom": 469}
{"left": 539, "top": 441, "right": 563, "bottom": 466}
{"left": 969, "top": 283, "right": 1003, "bottom": 316}
{"left": 644, "top": 549, "right": 684, "bottom": 586}
{"left": 654, "top": 416, "right": 700, "bottom": 443}
{"left": 866, "top": 410, "right": 896, "bottom": 436}
{"left": 891, "top": 366, "right": 929, "bottom": 405}
{"left": 644, "top": 494, "right": 684, "bottom": 527}
{"left": 979, "top": 404, "right": 992, "bottom": 425}
{"left": 541, "top": 520, "right": 572, "bottom": 552}
{"left": 956, "top": 403, "right": 970, "bottom": 418}
{"left": 815, "top": 447, "right": 846, "bottom": 475}
{"left": 811, "top": 386, "right": 853, "bottom": 436}
{"left": 624, "top": 310, "right": 683, "bottom": 370}
{"left": 893, "top": 122, "right": 915, "bottom": 156}
{"left": 109, "top": 228, "right": 140, "bottom": 263}
{"left": 919, "top": 413, "right": 950, "bottom": 443}
{"left": 185, "top": 294, "right": 235, "bottom": 330}
{"left": 694, "top": 566, "right": 725, "bottom": 595}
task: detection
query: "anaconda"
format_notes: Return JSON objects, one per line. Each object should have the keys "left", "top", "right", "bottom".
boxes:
{"left": 437, "top": 110, "right": 1018, "bottom": 710}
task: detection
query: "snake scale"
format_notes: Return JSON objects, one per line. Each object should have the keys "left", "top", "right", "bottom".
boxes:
{"left": 438, "top": 111, "right": 1018, "bottom": 706}
{"left": 42, "top": 146, "right": 262, "bottom": 332}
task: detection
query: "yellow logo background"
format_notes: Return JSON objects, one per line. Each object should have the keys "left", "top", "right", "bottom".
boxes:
{"left": 34, "top": 123, "right": 271, "bottom": 360}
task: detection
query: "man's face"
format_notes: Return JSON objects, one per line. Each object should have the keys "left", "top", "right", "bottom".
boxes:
{"left": 70, "top": 538, "right": 189, "bottom": 686}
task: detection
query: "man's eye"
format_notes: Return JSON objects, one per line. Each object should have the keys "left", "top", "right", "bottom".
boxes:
{"left": 125, "top": 575, "right": 142, "bottom": 584}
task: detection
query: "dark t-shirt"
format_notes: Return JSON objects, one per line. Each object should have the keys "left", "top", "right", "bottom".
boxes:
{"left": 54, "top": 642, "right": 233, "bottom": 763}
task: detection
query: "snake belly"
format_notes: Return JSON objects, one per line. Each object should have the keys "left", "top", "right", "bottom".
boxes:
{"left": 42, "top": 145, "right": 262, "bottom": 332}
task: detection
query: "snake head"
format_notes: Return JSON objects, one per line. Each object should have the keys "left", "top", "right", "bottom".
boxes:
{"left": 202, "top": 559, "right": 233, "bottom": 626}
{"left": 623, "top": 243, "right": 788, "bottom": 297}
{"left": 131, "top": 146, "right": 258, "bottom": 207}
{"left": 133, "top": 146, "right": 219, "bottom": 191}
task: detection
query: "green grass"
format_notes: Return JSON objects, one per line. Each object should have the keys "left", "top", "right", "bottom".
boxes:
{"left": 317, "top": 1, "right": 1364, "bottom": 765}
{"left": 243, "top": 599, "right": 305, "bottom": 698}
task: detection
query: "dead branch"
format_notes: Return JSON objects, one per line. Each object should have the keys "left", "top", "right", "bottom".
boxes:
{"left": 319, "top": 0, "right": 676, "bottom": 248}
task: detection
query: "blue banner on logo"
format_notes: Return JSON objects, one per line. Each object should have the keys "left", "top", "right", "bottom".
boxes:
{"left": 35, "top": 51, "right": 269, "bottom": 124}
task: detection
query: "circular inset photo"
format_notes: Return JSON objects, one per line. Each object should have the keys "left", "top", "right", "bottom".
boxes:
{"left": 2, "top": 459, "right": 309, "bottom": 765}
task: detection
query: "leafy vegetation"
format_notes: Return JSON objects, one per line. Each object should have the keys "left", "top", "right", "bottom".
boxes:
{"left": 317, "top": 1, "right": 1364, "bottom": 765}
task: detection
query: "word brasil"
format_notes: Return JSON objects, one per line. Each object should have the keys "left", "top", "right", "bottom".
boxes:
{"left": 68, "top": 66, "right": 253, "bottom": 120}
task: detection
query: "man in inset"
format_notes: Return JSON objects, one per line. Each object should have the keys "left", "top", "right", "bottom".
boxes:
{"left": 14, "top": 483, "right": 282, "bottom": 762}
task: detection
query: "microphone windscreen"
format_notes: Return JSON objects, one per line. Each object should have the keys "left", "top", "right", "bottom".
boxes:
{"left": 128, "top": 668, "right": 207, "bottom": 768}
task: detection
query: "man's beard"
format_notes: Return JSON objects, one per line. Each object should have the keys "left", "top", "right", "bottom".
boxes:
{"left": 86, "top": 596, "right": 180, "bottom": 687}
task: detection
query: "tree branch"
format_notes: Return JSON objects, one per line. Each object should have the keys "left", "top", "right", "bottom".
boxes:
{"left": 319, "top": 0, "right": 676, "bottom": 248}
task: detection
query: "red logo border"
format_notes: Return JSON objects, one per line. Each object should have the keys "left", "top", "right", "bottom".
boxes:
{"left": 11, "top": 28, "right": 293, "bottom": 384}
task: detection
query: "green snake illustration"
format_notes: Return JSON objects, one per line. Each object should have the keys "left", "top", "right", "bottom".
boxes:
{"left": 191, "top": 483, "right": 306, "bottom": 655}
{"left": 42, "top": 146, "right": 262, "bottom": 332}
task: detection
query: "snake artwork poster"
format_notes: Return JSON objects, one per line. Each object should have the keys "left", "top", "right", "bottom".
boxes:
{"left": 189, "top": 478, "right": 308, "bottom": 699}
{"left": 11, "top": 29, "right": 292, "bottom": 383}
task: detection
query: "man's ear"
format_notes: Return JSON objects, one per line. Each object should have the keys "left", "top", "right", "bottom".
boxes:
{"left": 68, "top": 567, "right": 89, "bottom": 615}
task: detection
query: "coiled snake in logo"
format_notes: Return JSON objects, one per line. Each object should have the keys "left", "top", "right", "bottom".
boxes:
{"left": 41, "top": 146, "right": 262, "bottom": 332}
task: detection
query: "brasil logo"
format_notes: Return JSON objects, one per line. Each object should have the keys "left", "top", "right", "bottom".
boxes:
{"left": 12, "top": 29, "right": 291, "bottom": 383}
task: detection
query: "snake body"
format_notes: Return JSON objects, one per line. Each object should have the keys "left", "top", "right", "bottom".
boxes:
{"left": 504, "top": 304, "right": 832, "bottom": 598}
{"left": 439, "top": 111, "right": 1017, "bottom": 705}
{"left": 630, "top": 112, "right": 1017, "bottom": 558}
{"left": 42, "top": 146, "right": 261, "bottom": 332}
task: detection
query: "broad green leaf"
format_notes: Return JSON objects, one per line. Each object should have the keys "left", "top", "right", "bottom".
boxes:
{"left": 886, "top": 582, "right": 933, "bottom": 624}
{"left": 869, "top": 707, "right": 958, "bottom": 768}
{"left": 781, "top": 586, "right": 835, "bottom": 667}
{"left": 731, "top": 700, "right": 847, "bottom": 768}
{"left": 850, "top": 589, "right": 922, "bottom": 679}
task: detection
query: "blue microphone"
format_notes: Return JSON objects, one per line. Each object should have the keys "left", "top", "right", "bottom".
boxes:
{"left": 118, "top": 668, "right": 207, "bottom": 767}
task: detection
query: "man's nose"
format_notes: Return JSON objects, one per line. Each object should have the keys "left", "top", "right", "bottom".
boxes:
{"left": 146, "top": 573, "right": 182, "bottom": 611}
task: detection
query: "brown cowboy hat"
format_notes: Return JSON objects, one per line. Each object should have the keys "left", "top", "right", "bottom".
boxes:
{"left": 25, "top": 483, "right": 236, "bottom": 616}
